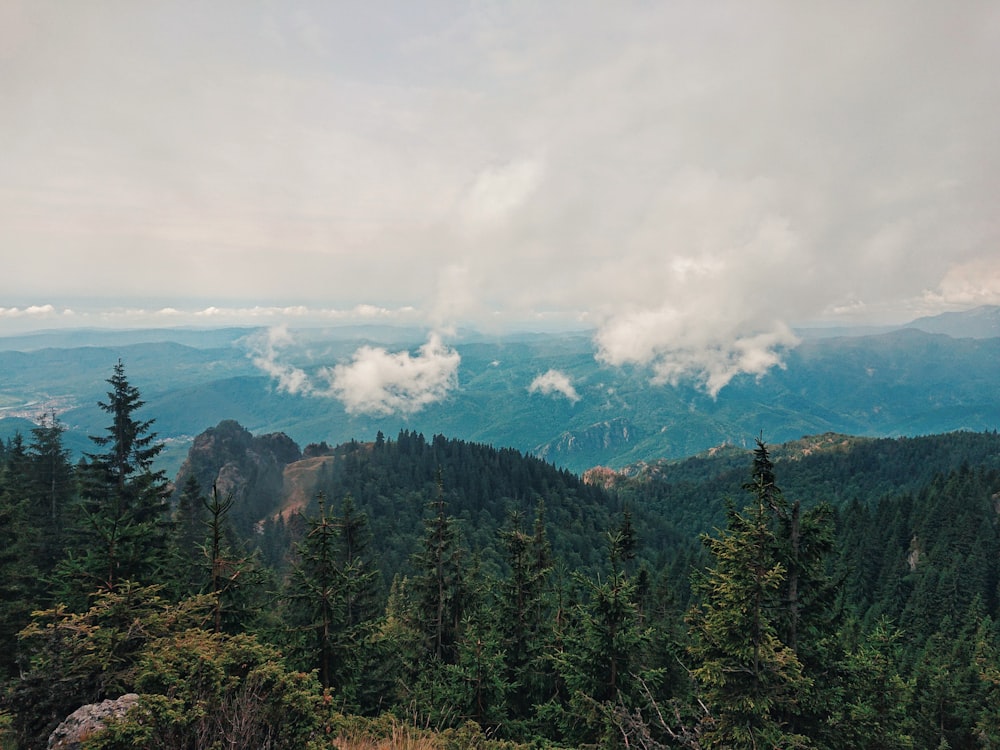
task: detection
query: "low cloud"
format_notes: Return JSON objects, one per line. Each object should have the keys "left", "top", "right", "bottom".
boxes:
{"left": 322, "top": 333, "right": 461, "bottom": 416}
{"left": 0, "top": 304, "right": 57, "bottom": 318}
{"left": 528, "top": 369, "right": 581, "bottom": 404}
{"left": 461, "top": 158, "right": 545, "bottom": 227}
{"left": 248, "top": 327, "right": 461, "bottom": 414}
{"left": 595, "top": 309, "right": 799, "bottom": 398}
{"left": 247, "top": 325, "right": 312, "bottom": 395}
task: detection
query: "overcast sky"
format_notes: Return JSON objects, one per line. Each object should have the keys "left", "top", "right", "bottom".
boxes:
{"left": 2, "top": 2, "right": 999, "bottom": 396}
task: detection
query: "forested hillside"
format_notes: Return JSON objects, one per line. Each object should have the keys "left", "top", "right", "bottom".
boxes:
{"left": 2, "top": 362, "right": 1000, "bottom": 749}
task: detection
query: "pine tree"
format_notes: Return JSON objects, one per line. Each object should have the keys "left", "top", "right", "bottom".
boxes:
{"left": 410, "top": 474, "right": 467, "bottom": 665}
{"left": 687, "top": 447, "right": 811, "bottom": 749}
{"left": 551, "top": 531, "right": 653, "bottom": 746}
{"left": 26, "top": 412, "right": 74, "bottom": 583}
{"left": 166, "top": 475, "right": 209, "bottom": 599}
{"left": 745, "top": 438, "right": 841, "bottom": 742}
{"left": 57, "top": 361, "right": 170, "bottom": 600}
{"left": 285, "top": 493, "right": 341, "bottom": 690}
{"left": 832, "top": 617, "right": 913, "bottom": 750}
{"left": 283, "top": 493, "right": 380, "bottom": 705}
{"left": 0, "top": 434, "right": 38, "bottom": 680}
{"left": 498, "top": 504, "right": 555, "bottom": 722}
{"left": 202, "top": 483, "right": 264, "bottom": 633}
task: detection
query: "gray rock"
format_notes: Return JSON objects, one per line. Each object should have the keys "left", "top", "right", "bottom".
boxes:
{"left": 48, "top": 693, "right": 140, "bottom": 750}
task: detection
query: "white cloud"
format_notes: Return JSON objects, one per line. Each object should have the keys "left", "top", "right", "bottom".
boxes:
{"left": 461, "top": 158, "right": 544, "bottom": 227}
{"left": 322, "top": 332, "right": 461, "bottom": 415}
{"left": 922, "top": 258, "right": 1000, "bottom": 310}
{"left": 247, "top": 325, "right": 312, "bottom": 396}
{"left": 528, "top": 369, "right": 581, "bottom": 404}
{"left": 596, "top": 309, "right": 799, "bottom": 398}
{"left": 0, "top": 304, "right": 56, "bottom": 318}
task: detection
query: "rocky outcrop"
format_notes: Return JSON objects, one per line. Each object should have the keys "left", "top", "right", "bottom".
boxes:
{"left": 48, "top": 694, "right": 140, "bottom": 749}
{"left": 535, "top": 417, "right": 639, "bottom": 464}
{"left": 171, "top": 420, "right": 302, "bottom": 535}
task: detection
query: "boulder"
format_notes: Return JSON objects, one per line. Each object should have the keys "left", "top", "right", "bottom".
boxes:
{"left": 48, "top": 693, "right": 140, "bottom": 750}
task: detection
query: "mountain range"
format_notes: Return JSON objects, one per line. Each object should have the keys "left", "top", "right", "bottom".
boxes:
{"left": 0, "top": 306, "right": 997, "bottom": 477}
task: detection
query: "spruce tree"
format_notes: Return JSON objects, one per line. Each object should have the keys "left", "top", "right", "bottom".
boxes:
{"left": 687, "top": 446, "right": 811, "bottom": 749}
{"left": 26, "top": 412, "right": 73, "bottom": 583}
{"left": 492, "top": 503, "right": 557, "bottom": 727}
{"left": 284, "top": 493, "right": 379, "bottom": 704}
{"left": 0, "top": 434, "right": 37, "bottom": 680}
{"left": 57, "top": 360, "right": 170, "bottom": 600}
{"left": 410, "top": 474, "right": 467, "bottom": 665}
{"left": 202, "top": 483, "right": 263, "bottom": 633}
{"left": 166, "top": 475, "right": 209, "bottom": 599}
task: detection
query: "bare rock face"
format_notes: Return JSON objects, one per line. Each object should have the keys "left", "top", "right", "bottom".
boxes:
{"left": 48, "top": 694, "right": 140, "bottom": 750}
{"left": 171, "top": 419, "right": 302, "bottom": 535}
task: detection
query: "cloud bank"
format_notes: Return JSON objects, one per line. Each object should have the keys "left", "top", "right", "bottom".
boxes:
{"left": 249, "top": 327, "right": 461, "bottom": 415}
{"left": 528, "top": 369, "right": 581, "bottom": 404}
{"left": 595, "top": 311, "right": 799, "bottom": 397}
{"left": 322, "top": 333, "right": 461, "bottom": 416}
{"left": 3, "top": 3, "right": 999, "bottom": 394}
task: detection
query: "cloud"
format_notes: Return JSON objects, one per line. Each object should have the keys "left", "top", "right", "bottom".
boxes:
{"left": 595, "top": 308, "right": 799, "bottom": 398}
{"left": 0, "top": 304, "right": 57, "bottom": 318}
{"left": 248, "top": 326, "right": 461, "bottom": 414}
{"left": 247, "top": 325, "right": 312, "bottom": 396}
{"left": 528, "top": 369, "right": 581, "bottom": 404}
{"left": 461, "top": 158, "right": 544, "bottom": 227}
{"left": 322, "top": 332, "right": 461, "bottom": 415}
{"left": 922, "top": 257, "right": 1000, "bottom": 311}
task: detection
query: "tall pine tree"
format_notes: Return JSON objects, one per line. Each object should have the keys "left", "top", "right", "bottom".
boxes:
{"left": 57, "top": 360, "right": 170, "bottom": 602}
{"left": 687, "top": 440, "right": 811, "bottom": 749}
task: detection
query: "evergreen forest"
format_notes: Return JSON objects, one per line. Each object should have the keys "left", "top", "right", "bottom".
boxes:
{"left": 3, "top": 361, "right": 1000, "bottom": 749}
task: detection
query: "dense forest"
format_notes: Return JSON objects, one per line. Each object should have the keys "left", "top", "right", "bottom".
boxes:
{"left": 2, "top": 362, "right": 1000, "bottom": 749}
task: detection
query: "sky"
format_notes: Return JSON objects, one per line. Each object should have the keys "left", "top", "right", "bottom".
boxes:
{"left": 2, "top": 1, "right": 999, "bottom": 403}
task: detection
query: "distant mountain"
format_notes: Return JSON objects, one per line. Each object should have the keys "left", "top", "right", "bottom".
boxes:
{"left": 0, "top": 316, "right": 998, "bottom": 476}
{"left": 0, "top": 326, "right": 257, "bottom": 352}
{"left": 795, "top": 305, "right": 1000, "bottom": 340}
{"left": 905, "top": 305, "right": 1000, "bottom": 338}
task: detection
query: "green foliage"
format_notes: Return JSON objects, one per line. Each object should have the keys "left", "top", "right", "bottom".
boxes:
{"left": 687, "top": 441, "right": 813, "bottom": 749}
{"left": 6, "top": 584, "right": 323, "bottom": 750}
{"left": 55, "top": 362, "right": 171, "bottom": 603}
{"left": 830, "top": 618, "right": 914, "bottom": 750}
{"left": 91, "top": 632, "right": 323, "bottom": 750}
{"left": 6, "top": 583, "right": 192, "bottom": 749}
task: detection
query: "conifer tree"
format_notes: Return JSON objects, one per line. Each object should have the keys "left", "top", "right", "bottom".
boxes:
{"left": 0, "top": 435, "right": 37, "bottom": 680}
{"left": 285, "top": 493, "right": 341, "bottom": 689}
{"left": 202, "top": 483, "right": 263, "bottom": 633}
{"left": 163, "top": 475, "right": 209, "bottom": 599}
{"left": 831, "top": 617, "right": 913, "bottom": 750}
{"left": 552, "top": 531, "right": 652, "bottom": 746}
{"left": 410, "top": 473, "right": 467, "bottom": 665}
{"left": 687, "top": 446, "right": 811, "bottom": 749}
{"left": 745, "top": 438, "right": 841, "bottom": 741}
{"left": 26, "top": 412, "right": 73, "bottom": 582}
{"left": 57, "top": 361, "right": 170, "bottom": 600}
{"left": 449, "top": 613, "right": 510, "bottom": 729}
{"left": 284, "top": 493, "right": 380, "bottom": 705}
{"left": 498, "top": 509, "right": 551, "bottom": 719}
